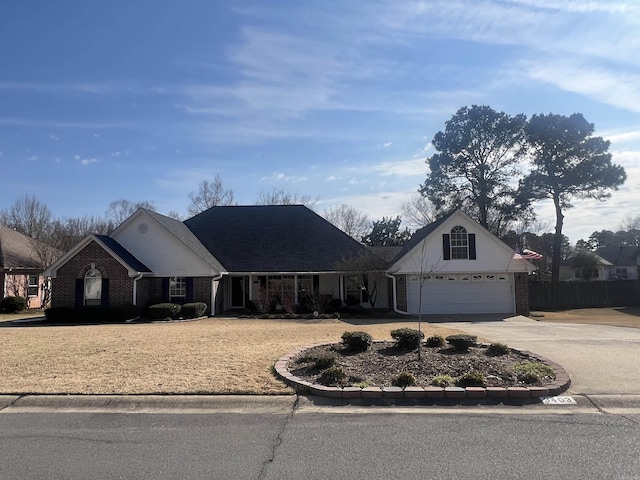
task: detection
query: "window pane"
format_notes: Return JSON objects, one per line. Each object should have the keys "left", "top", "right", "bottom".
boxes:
{"left": 85, "top": 269, "right": 102, "bottom": 303}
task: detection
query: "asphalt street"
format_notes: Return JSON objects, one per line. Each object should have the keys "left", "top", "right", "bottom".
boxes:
{"left": 1, "top": 397, "right": 639, "bottom": 480}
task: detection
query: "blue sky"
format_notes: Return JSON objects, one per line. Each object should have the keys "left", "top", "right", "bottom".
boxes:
{"left": 1, "top": 0, "right": 639, "bottom": 244}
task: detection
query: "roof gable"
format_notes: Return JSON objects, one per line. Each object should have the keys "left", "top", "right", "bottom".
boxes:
{"left": 43, "top": 234, "right": 151, "bottom": 278}
{"left": 184, "top": 205, "right": 365, "bottom": 272}
{"left": 111, "top": 208, "right": 225, "bottom": 274}
{"left": 595, "top": 246, "right": 640, "bottom": 266}
{"left": 389, "top": 209, "right": 530, "bottom": 274}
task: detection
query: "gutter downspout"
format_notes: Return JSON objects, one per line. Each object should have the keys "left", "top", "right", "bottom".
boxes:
{"left": 211, "top": 273, "right": 224, "bottom": 316}
{"left": 132, "top": 273, "right": 143, "bottom": 306}
{"left": 385, "top": 272, "right": 410, "bottom": 315}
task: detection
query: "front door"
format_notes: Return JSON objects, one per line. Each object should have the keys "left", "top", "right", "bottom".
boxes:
{"left": 230, "top": 276, "right": 245, "bottom": 308}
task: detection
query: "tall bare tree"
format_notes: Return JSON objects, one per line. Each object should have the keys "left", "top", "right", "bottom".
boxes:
{"left": 104, "top": 199, "right": 155, "bottom": 226}
{"left": 400, "top": 194, "right": 437, "bottom": 230}
{"left": 255, "top": 187, "right": 318, "bottom": 210}
{"left": 0, "top": 194, "right": 52, "bottom": 241}
{"left": 187, "top": 175, "right": 235, "bottom": 216}
{"left": 322, "top": 204, "right": 370, "bottom": 240}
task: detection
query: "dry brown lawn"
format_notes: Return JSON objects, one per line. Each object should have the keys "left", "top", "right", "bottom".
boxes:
{"left": 531, "top": 306, "right": 640, "bottom": 328}
{"left": 0, "top": 317, "right": 464, "bottom": 395}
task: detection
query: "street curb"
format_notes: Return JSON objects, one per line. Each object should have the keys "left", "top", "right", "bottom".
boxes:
{"left": 274, "top": 342, "right": 571, "bottom": 401}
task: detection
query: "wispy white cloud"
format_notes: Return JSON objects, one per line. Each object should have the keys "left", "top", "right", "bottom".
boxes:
{"left": 371, "top": 158, "right": 428, "bottom": 177}
{"left": 261, "top": 172, "right": 308, "bottom": 183}
{"left": 80, "top": 158, "right": 98, "bottom": 166}
{"left": 521, "top": 59, "right": 640, "bottom": 113}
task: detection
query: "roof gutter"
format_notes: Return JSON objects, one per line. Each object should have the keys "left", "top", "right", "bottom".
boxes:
{"left": 385, "top": 272, "right": 410, "bottom": 316}
{"left": 210, "top": 273, "right": 224, "bottom": 316}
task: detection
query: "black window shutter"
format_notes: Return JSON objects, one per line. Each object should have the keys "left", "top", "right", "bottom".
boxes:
{"left": 186, "top": 278, "right": 194, "bottom": 303}
{"left": 75, "top": 279, "right": 84, "bottom": 308}
{"left": 469, "top": 234, "right": 477, "bottom": 260}
{"left": 161, "top": 278, "right": 170, "bottom": 302}
{"left": 313, "top": 275, "right": 319, "bottom": 291}
{"left": 442, "top": 234, "right": 451, "bottom": 260}
{"left": 362, "top": 276, "right": 369, "bottom": 303}
{"left": 101, "top": 278, "right": 110, "bottom": 307}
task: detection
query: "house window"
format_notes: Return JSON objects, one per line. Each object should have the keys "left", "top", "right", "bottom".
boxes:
{"left": 84, "top": 268, "right": 102, "bottom": 306}
{"left": 27, "top": 275, "right": 39, "bottom": 297}
{"left": 450, "top": 226, "right": 469, "bottom": 259}
{"left": 169, "top": 277, "right": 187, "bottom": 303}
{"left": 615, "top": 268, "right": 628, "bottom": 280}
{"left": 344, "top": 276, "right": 362, "bottom": 305}
{"left": 297, "top": 275, "right": 314, "bottom": 296}
{"left": 266, "top": 275, "right": 295, "bottom": 298}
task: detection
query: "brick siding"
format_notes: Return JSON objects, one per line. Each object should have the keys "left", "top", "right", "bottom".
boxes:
{"left": 51, "top": 241, "right": 133, "bottom": 308}
{"left": 514, "top": 272, "right": 530, "bottom": 315}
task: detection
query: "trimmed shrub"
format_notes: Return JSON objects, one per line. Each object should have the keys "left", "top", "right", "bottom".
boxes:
{"left": 1, "top": 296, "right": 27, "bottom": 313}
{"left": 426, "top": 334, "right": 445, "bottom": 348}
{"left": 431, "top": 375, "right": 454, "bottom": 387}
{"left": 456, "top": 371, "right": 486, "bottom": 387}
{"left": 317, "top": 366, "right": 346, "bottom": 385}
{"left": 148, "top": 303, "right": 182, "bottom": 319}
{"left": 486, "top": 342, "right": 510, "bottom": 356}
{"left": 312, "top": 354, "right": 337, "bottom": 370}
{"left": 393, "top": 371, "right": 417, "bottom": 388}
{"left": 446, "top": 334, "right": 477, "bottom": 352}
{"left": 341, "top": 331, "right": 373, "bottom": 352}
{"left": 181, "top": 302, "right": 207, "bottom": 319}
{"left": 390, "top": 328, "right": 424, "bottom": 350}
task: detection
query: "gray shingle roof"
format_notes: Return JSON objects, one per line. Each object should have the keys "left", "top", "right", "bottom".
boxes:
{"left": 184, "top": 205, "right": 365, "bottom": 272}
{"left": 595, "top": 246, "right": 640, "bottom": 265}
{"left": 0, "top": 225, "right": 45, "bottom": 270}
{"left": 95, "top": 235, "right": 152, "bottom": 273}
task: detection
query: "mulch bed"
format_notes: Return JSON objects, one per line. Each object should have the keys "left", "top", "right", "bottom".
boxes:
{"left": 289, "top": 342, "right": 554, "bottom": 388}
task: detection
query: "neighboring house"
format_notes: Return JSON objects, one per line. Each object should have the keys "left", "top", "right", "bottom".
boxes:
{"left": 559, "top": 246, "right": 640, "bottom": 282}
{"left": 0, "top": 225, "right": 52, "bottom": 308}
{"left": 384, "top": 210, "right": 532, "bottom": 315}
{"left": 43, "top": 206, "right": 532, "bottom": 316}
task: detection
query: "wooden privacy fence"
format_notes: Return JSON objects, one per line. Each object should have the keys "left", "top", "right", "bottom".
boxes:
{"left": 529, "top": 280, "right": 640, "bottom": 310}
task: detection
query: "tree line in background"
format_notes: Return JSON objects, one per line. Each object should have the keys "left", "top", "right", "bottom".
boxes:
{"left": 0, "top": 106, "right": 632, "bottom": 282}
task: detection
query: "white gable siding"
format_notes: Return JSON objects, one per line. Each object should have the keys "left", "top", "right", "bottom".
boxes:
{"left": 391, "top": 212, "right": 529, "bottom": 275}
{"left": 112, "top": 212, "right": 218, "bottom": 276}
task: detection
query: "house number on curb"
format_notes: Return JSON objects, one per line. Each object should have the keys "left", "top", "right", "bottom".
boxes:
{"left": 541, "top": 396, "right": 577, "bottom": 405}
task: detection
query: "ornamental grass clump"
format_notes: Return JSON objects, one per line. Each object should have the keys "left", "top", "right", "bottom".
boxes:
{"left": 393, "top": 371, "right": 417, "bottom": 388}
{"left": 513, "top": 361, "right": 555, "bottom": 384}
{"left": 456, "top": 371, "right": 487, "bottom": 387}
{"left": 341, "top": 331, "right": 373, "bottom": 353}
{"left": 431, "top": 375, "right": 454, "bottom": 387}
{"left": 486, "top": 342, "right": 510, "bottom": 356}
{"left": 390, "top": 328, "right": 424, "bottom": 350}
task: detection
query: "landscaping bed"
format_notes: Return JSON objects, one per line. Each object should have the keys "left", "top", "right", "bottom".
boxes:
{"left": 288, "top": 341, "right": 555, "bottom": 389}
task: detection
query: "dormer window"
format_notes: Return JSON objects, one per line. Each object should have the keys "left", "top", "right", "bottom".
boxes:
{"left": 443, "top": 226, "right": 477, "bottom": 260}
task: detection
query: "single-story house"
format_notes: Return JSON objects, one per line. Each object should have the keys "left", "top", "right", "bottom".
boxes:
{"left": 43, "top": 206, "right": 532, "bottom": 316}
{"left": 559, "top": 246, "right": 640, "bottom": 281}
{"left": 0, "top": 225, "right": 52, "bottom": 308}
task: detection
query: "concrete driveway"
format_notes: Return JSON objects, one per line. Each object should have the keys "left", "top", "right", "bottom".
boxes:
{"left": 437, "top": 315, "right": 640, "bottom": 395}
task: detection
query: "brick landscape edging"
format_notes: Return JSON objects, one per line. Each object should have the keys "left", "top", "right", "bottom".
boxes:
{"left": 274, "top": 341, "right": 571, "bottom": 400}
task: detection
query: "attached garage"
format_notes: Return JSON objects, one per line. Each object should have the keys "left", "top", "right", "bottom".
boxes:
{"left": 406, "top": 272, "right": 514, "bottom": 314}
{"left": 387, "top": 210, "right": 532, "bottom": 316}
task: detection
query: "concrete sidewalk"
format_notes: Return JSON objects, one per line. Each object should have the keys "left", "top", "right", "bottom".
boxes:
{"left": 438, "top": 315, "right": 640, "bottom": 395}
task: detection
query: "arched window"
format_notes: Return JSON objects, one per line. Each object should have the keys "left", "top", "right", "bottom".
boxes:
{"left": 84, "top": 268, "right": 102, "bottom": 306}
{"left": 450, "top": 226, "right": 469, "bottom": 259}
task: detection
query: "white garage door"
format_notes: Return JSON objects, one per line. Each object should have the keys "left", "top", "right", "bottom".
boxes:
{"left": 406, "top": 273, "right": 514, "bottom": 314}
